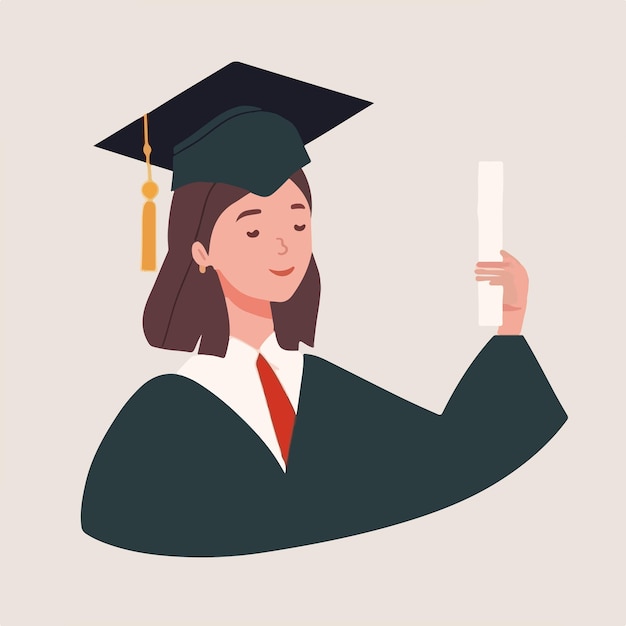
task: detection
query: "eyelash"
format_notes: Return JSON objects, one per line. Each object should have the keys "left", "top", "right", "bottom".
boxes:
{"left": 247, "top": 225, "right": 306, "bottom": 237}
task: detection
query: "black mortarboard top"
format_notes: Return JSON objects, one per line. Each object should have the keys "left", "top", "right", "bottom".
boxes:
{"left": 96, "top": 62, "right": 372, "bottom": 269}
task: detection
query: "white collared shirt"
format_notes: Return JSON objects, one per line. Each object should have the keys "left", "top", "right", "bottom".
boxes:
{"left": 177, "top": 333, "right": 304, "bottom": 472}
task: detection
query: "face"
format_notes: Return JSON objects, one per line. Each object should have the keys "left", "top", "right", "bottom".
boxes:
{"left": 205, "top": 178, "right": 312, "bottom": 303}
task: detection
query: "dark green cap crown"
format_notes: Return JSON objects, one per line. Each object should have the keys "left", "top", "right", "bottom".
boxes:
{"left": 172, "top": 106, "right": 310, "bottom": 196}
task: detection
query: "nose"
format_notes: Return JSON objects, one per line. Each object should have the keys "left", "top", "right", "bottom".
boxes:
{"left": 276, "top": 237, "right": 288, "bottom": 255}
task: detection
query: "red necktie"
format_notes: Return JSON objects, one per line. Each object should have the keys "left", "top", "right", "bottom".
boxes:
{"left": 256, "top": 353, "right": 296, "bottom": 465}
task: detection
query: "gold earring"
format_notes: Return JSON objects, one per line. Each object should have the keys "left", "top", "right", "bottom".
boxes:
{"left": 199, "top": 265, "right": 206, "bottom": 274}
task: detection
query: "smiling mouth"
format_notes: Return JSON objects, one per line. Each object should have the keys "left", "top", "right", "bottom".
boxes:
{"left": 269, "top": 267, "right": 295, "bottom": 276}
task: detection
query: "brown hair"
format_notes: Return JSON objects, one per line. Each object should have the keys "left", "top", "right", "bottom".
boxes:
{"left": 143, "top": 170, "right": 320, "bottom": 356}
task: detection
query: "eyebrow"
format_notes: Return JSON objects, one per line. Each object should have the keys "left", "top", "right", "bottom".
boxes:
{"left": 291, "top": 203, "right": 306, "bottom": 210}
{"left": 236, "top": 209, "right": 262, "bottom": 221}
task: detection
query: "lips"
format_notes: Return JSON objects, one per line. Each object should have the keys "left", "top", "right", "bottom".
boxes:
{"left": 269, "top": 267, "right": 295, "bottom": 276}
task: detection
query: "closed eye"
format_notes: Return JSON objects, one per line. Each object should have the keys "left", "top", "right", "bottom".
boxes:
{"left": 294, "top": 224, "right": 306, "bottom": 231}
{"left": 247, "top": 230, "right": 260, "bottom": 238}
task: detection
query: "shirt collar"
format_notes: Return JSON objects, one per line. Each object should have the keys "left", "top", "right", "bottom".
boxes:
{"left": 219, "top": 332, "right": 299, "bottom": 371}
{"left": 177, "top": 331, "right": 304, "bottom": 416}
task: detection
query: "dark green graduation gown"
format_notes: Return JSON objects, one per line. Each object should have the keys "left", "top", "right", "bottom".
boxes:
{"left": 81, "top": 336, "right": 567, "bottom": 556}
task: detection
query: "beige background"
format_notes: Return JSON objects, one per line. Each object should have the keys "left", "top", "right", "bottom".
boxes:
{"left": 1, "top": 0, "right": 624, "bottom": 624}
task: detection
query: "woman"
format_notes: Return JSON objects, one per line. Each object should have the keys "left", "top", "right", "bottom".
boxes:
{"left": 82, "top": 64, "right": 567, "bottom": 557}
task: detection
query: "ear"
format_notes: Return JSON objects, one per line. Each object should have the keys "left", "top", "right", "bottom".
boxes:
{"left": 191, "top": 241, "right": 210, "bottom": 270}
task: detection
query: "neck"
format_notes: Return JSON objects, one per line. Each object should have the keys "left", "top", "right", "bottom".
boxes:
{"left": 219, "top": 273, "right": 274, "bottom": 350}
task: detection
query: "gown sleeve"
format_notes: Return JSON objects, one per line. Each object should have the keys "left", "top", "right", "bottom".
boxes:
{"left": 433, "top": 335, "right": 567, "bottom": 505}
{"left": 291, "top": 335, "right": 567, "bottom": 541}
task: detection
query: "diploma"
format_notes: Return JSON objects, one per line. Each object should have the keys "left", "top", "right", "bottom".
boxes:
{"left": 477, "top": 161, "right": 503, "bottom": 326}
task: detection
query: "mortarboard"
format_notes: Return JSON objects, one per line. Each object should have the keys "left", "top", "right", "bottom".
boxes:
{"left": 96, "top": 62, "right": 372, "bottom": 270}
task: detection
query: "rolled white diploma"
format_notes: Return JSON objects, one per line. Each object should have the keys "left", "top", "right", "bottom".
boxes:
{"left": 477, "top": 161, "right": 503, "bottom": 326}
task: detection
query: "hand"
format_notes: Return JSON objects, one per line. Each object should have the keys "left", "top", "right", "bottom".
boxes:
{"left": 475, "top": 250, "right": 529, "bottom": 335}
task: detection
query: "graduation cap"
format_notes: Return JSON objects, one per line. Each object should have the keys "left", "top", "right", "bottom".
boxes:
{"left": 96, "top": 62, "right": 372, "bottom": 270}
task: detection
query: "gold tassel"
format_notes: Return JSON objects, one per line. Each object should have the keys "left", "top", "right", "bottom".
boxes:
{"left": 141, "top": 113, "right": 159, "bottom": 271}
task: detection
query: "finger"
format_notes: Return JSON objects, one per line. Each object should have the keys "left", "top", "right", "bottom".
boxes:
{"left": 500, "top": 250, "right": 521, "bottom": 264}
{"left": 475, "top": 277, "right": 506, "bottom": 284}
{"left": 475, "top": 261, "right": 511, "bottom": 268}
{"left": 474, "top": 268, "right": 508, "bottom": 275}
